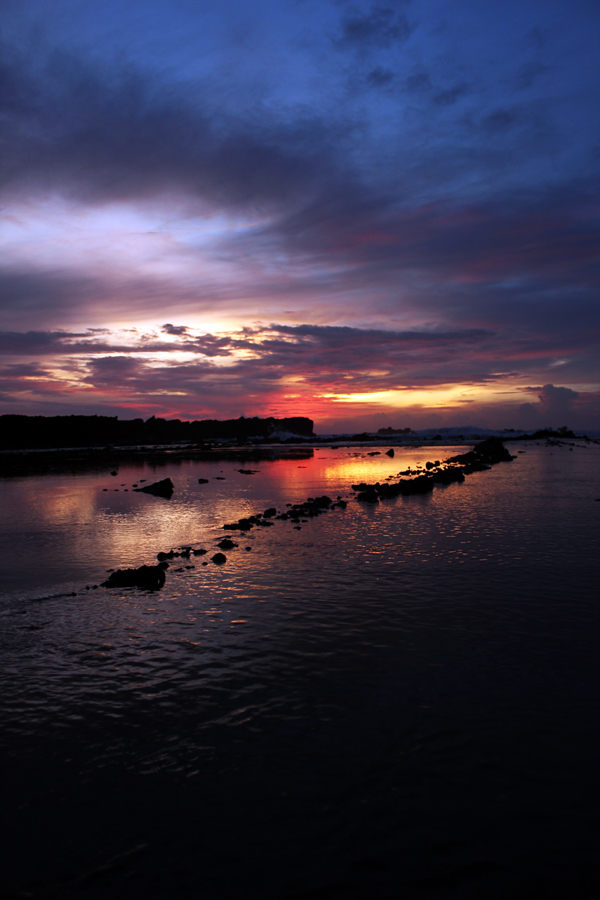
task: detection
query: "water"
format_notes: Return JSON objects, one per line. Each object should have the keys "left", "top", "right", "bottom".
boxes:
{"left": 1, "top": 442, "right": 599, "bottom": 898}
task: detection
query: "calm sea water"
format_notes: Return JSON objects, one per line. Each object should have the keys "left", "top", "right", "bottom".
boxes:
{"left": 1, "top": 442, "right": 599, "bottom": 899}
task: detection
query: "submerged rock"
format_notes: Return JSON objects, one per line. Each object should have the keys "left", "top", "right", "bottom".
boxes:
{"left": 134, "top": 478, "right": 174, "bottom": 499}
{"left": 212, "top": 552, "right": 227, "bottom": 564}
{"left": 102, "top": 565, "right": 166, "bottom": 591}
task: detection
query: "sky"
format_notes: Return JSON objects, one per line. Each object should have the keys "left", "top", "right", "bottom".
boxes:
{"left": 1, "top": 0, "right": 599, "bottom": 432}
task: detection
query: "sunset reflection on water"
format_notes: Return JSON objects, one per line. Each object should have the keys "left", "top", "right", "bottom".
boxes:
{"left": 0, "top": 445, "right": 464, "bottom": 596}
{"left": 2, "top": 442, "right": 600, "bottom": 900}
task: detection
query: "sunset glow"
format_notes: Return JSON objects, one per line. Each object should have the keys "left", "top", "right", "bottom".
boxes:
{"left": 0, "top": 0, "right": 598, "bottom": 430}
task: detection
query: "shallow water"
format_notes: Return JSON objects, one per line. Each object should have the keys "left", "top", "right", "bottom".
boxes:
{"left": 1, "top": 442, "right": 599, "bottom": 898}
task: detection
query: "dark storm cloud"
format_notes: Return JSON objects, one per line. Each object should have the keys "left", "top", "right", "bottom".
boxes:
{"left": 251, "top": 178, "right": 600, "bottom": 298}
{"left": 432, "top": 83, "right": 469, "bottom": 107}
{"left": 0, "top": 362, "right": 51, "bottom": 391}
{"left": 516, "top": 383, "right": 584, "bottom": 428}
{"left": 482, "top": 108, "right": 520, "bottom": 134}
{"left": 0, "top": 264, "right": 250, "bottom": 329}
{"left": 0, "top": 331, "right": 87, "bottom": 355}
{"left": 404, "top": 71, "right": 431, "bottom": 93}
{"left": 0, "top": 270, "right": 98, "bottom": 323}
{"left": 515, "top": 62, "right": 548, "bottom": 91}
{"left": 85, "top": 355, "right": 146, "bottom": 387}
{"left": 366, "top": 67, "right": 394, "bottom": 88}
{"left": 536, "top": 383, "right": 579, "bottom": 414}
{"left": 0, "top": 42, "right": 336, "bottom": 210}
{"left": 336, "top": 5, "right": 414, "bottom": 49}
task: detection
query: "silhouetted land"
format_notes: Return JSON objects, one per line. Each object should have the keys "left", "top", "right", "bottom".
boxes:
{"left": 0, "top": 414, "right": 315, "bottom": 451}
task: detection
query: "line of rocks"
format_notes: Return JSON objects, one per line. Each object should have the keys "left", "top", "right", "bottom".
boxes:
{"left": 101, "top": 438, "right": 514, "bottom": 592}
{"left": 353, "top": 437, "right": 514, "bottom": 503}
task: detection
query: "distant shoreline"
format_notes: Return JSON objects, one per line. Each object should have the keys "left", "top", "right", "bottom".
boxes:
{"left": 0, "top": 428, "right": 596, "bottom": 477}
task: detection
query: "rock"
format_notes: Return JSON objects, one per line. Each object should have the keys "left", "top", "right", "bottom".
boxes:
{"left": 212, "top": 552, "right": 227, "bottom": 564}
{"left": 102, "top": 565, "right": 166, "bottom": 591}
{"left": 223, "top": 518, "right": 254, "bottom": 531}
{"left": 385, "top": 449, "right": 394, "bottom": 457}
{"left": 157, "top": 550, "right": 175, "bottom": 560}
{"left": 263, "top": 507, "right": 277, "bottom": 518}
{"left": 218, "top": 538, "right": 237, "bottom": 550}
{"left": 198, "top": 478, "right": 209, "bottom": 484}
{"left": 110, "top": 471, "right": 117, "bottom": 476}
{"left": 357, "top": 490, "right": 379, "bottom": 503}
{"left": 193, "top": 548, "right": 207, "bottom": 556}
{"left": 134, "top": 478, "right": 174, "bottom": 499}
{"left": 214, "top": 476, "right": 226, "bottom": 480}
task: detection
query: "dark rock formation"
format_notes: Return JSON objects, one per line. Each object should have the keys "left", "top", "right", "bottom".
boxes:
{"left": 446, "top": 437, "right": 514, "bottom": 469}
{"left": 357, "top": 490, "right": 379, "bottom": 503}
{"left": 134, "top": 478, "right": 174, "bottom": 498}
{"left": 386, "top": 449, "right": 394, "bottom": 457}
{"left": 223, "top": 518, "right": 254, "bottom": 531}
{"left": 218, "top": 538, "right": 237, "bottom": 550}
{"left": 198, "top": 478, "right": 209, "bottom": 484}
{"left": 102, "top": 565, "right": 166, "bottom": 591}
{"left": 212, "top": 553, "right": 227, "bottom": 564}
{"left": 350, "top": 438, "right": 513, "bottom": 503}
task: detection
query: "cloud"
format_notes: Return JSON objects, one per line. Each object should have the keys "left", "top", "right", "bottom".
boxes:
{"left": 336, "top": 5, "right": 414, "bottom": 49}
{"left": 0, "top": 41, "right": 338, "bottom": 213}
{"left": 162, "top": 323, "right": 189, "bottom": 336}
{"left": 405, "top": 71, "right": 431, "bottom": 93}
{"left": 432, "top": 83, "right": 469, "bottom": 106}
{"left": 366, "top": 67, "right": 394, "bottom": 88}
{"left": 535, "top": 382, "right": 578, "bottom": 418}
{"left": 514, "top": 383, "right": 600, "bottom": 430}
{"left": 482, "top": 108, "right": 519, "bottom": 133}
{"left": 1, "top": 321, "right": 598, "bottom": 428}
{"left": 515, "top": 62, "right": 548, "bottom": 91}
